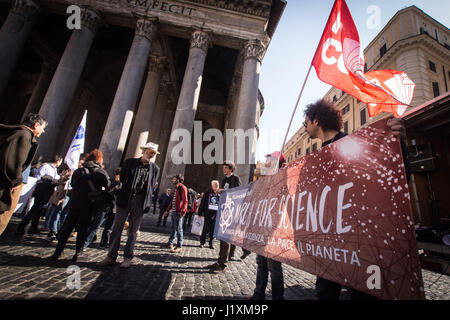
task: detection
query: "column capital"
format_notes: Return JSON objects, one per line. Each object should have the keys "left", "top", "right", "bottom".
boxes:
{"left": 243, "top": 39, "right": 265, "bottom": 62}
{"left": 190, "top": 29, "right": 211, "bottom": 53}
{"left": 11, "top": 0, "right": 40, "bottom": 22}
{"left": 80, "top": 8, "right": 102, "bottom": 34}
{"left": 136, "top": 18, "right": 157, "bottom": 42}
{"left": 148, "top": 55, "right": 167, "bottom": 74}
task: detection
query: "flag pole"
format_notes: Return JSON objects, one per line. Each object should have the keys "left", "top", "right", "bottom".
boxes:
{"left": 274, "top": 64, "right": 314, "bottom": 170}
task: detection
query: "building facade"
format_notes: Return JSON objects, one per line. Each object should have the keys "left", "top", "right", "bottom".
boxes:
{"left": 0, "top": 0, "right": 286, "bottom": 192}
{"left": 283, "top": 5, "right": 450, "bottom": 164}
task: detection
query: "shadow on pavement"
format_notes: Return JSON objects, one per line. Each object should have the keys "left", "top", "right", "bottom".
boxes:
{"left": 84, "top": 263, "right": 172, "bottom": 300}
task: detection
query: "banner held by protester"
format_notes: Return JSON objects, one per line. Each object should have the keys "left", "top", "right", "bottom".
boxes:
{"left": 214, "top": 118, "right": 424, "bottom": 300}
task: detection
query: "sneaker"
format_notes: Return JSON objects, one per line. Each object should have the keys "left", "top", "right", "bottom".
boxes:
{"left": 199, "top": 244, "right": 204, "bottom": 248}
{"left": 210, "top": 263, "right": 227, "bottom": 272}
{"left": 48, "top": 252, "right": 60, "bottom": 261}
{"left": 161, "top": 243, "right": 174, "bottom": 250}
{"left": 73, "top": 250, "right": 87, "bottom": 262}
{"left": 204, "top": 263, "right": 217, "bottom": 269}
{"left": 96, "top": 256, "right": 116, "bottom": 267}
{"left": 171, "top": 247, "right": 182, "bottom": 253}
{"left": 120, "top": 258, "right": 132, "bottom": 268}
{"left": 209, "top": 244, "right": 214, "bottom": 249}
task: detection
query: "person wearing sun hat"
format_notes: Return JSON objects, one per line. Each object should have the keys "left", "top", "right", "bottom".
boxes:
{"left": 96, "top": 142, "right": 160, "bottom": 268}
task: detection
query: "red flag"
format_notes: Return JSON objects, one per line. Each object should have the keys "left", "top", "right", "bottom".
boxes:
{"left": 312, "top": 0, "right": 415, "bottom": 117}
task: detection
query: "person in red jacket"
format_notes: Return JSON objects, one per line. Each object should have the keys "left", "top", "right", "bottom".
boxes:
{"left": 163, "top": 174, "right": 188, "bottom": 253}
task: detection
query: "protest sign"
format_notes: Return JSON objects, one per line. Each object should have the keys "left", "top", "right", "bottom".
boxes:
{"left": 215, "top": 119, "right": 424, "bottom": 300}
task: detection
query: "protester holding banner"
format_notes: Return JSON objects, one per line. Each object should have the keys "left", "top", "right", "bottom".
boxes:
{"left": 97, "top": 142, "right": 160, "bottom": 268}
{"left": 204, "top": 161, "right": 242, "bottom": 272}
{"left": 303, "top": 99, "right": 409, "bottom": 300}
{"left": 49, "top": 150, "right": 110, "bottom": 262}
{"left": 198, "top": 180, "right": 220, "bottom": 249}
{"left": 0, "top": 114, "right": 47, "bottom": 235}
{"left": 251, "top": 152, "right": 286, "bottom": 300}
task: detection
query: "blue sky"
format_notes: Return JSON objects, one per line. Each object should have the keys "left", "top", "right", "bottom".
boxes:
{"left": 256, "top": 0, "right": 450, "bottom": 161}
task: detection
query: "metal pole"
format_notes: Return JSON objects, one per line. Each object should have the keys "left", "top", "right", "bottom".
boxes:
{"left": 274, "top": 64, "right": 314, "bottom": 171}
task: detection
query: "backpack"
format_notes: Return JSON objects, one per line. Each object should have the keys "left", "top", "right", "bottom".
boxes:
{"left": 82, "top": 167, "right": 115, "bottom": 212}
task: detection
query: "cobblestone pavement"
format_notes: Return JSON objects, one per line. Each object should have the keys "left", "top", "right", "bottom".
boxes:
{"left": 0, "top": 213, "right": 449, "bottom": 300}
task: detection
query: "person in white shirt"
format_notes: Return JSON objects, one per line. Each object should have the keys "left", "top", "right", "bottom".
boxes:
{"left": 36, "top": 157, "right": 62, "bottom": 180}
{"left": 16, "top": 155, "right": 63, "bottom": 235}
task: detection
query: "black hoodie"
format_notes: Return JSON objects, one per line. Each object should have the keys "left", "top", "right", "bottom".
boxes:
{"left": 69, "top": 161, "right": 110, "bottom": 209}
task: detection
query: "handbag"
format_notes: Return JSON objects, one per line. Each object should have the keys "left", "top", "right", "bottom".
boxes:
{"left": 190, "top": 214, "right": 205, "bottom": 236}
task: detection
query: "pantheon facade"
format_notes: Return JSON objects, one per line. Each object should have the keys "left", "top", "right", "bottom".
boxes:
{"left": 0, "top": 0, "right": 285, "bottom": 192}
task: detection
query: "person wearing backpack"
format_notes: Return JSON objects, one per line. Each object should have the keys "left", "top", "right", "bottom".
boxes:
{"left": 162, "top": 174, "right": 188, "bottom": 253}
{"left": 183, "top": 188, "right": 197, "bottom": 232}
{"left": 49, "top": 149, "right": 110, "bottom": 262}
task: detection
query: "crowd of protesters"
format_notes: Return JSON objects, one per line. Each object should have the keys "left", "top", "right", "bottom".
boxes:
{"left": 0, "top": 101, "right": 409, "bottom": 300}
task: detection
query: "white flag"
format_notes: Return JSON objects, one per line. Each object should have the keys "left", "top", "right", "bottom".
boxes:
{"left": 64, "top": 110, "right": 87, "bottom": 172}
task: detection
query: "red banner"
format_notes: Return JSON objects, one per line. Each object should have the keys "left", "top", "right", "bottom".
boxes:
{"left": 215, "top": 119, "right": 424, "bottom": 300}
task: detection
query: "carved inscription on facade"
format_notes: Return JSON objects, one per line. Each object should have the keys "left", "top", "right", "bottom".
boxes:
{"left": 124, "top": 0, "right": 197, "bottom": 16}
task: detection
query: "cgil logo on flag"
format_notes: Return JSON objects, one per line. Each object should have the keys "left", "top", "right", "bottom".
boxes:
{"left": 65, "top": 110, "right": 87, "bottom": 172}
{"left": 312, "top": 0, "right": 415, "bottom": 117}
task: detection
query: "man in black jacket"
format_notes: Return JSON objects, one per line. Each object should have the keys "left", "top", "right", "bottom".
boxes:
{"left": 198, "top": 180, "right": 220, "bottom": 249}
{"left": 97, "top": 142, "right": 160, "bottom": 269}
{"left": 0, "top": 113, "right": 47, "bottom": 235}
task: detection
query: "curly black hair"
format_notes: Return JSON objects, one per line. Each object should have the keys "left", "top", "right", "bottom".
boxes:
{"left": 304, "top": 99, "right": 343, "bottom": 132}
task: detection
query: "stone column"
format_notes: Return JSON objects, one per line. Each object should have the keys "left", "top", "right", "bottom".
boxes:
{"left": 99, "top": 18, "right": 157, "bottom": 173}
{"left": 0, "top": 0, "right": 40, "bottom": 99}
{"left": 125, "top": 55, "right": 166, "bottom": 159}
{"left": 232, "top": 39, "right": 264, "bottom": 184}
{"left": 37, "top": 8, "right": 101, "bottom": 159}
{"left": 21, "top": 61, "right": 55, "bottom": 121}
{"left": 159, "top": 29, "right": 211, "bottom": 192}
{"left": 154, "top": 83, "right": 175, "bottom": 177}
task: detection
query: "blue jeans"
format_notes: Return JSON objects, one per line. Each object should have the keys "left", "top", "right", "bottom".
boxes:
{"left": 46, "top": 204, "right": 63, "bottom": 233}
{"left": 254, "top": 255, "right": 284, "bottom": 300}
{"left": 84, "top": 210, "right": 107, "bottom": 248}
{"left": 169, "top": 211, "right": 183, "bottom": 247}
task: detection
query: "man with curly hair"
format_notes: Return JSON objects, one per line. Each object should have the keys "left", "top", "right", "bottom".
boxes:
{"left": 303, "top": 99, "right": 409, "bottom": 300}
